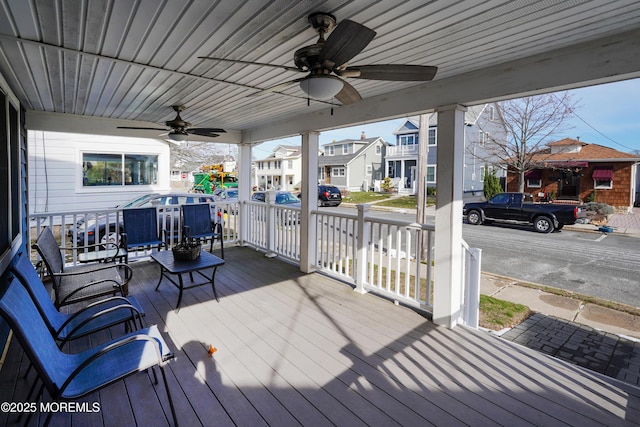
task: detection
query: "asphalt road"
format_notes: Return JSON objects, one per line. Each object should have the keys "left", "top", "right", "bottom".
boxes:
{"left": 325, "top": 206, "right": 640, "bottom": 308}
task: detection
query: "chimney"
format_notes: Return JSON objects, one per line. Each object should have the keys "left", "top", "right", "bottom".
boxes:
{"left": 360, "top": 131, "right": 366, "bottom": 140}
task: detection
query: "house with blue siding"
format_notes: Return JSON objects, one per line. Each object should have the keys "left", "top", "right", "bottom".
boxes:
{"left": 387, "top": 104, "right": 508, "bottom": 195}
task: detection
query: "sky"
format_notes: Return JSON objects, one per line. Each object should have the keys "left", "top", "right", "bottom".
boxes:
{"left": 251, "top": 78, "right": 640, "bottom": 159}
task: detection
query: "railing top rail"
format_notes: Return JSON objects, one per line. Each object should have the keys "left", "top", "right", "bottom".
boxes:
{"left": 364, "top": 217, "right": 435, "bottom": 231}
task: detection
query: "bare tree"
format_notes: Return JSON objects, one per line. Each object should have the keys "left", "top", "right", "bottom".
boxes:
{"left": 481, "top": 92, "right": 580, "bottom": 191}
{"left": 170, "top": 141, "right": 237, "bottom": 172}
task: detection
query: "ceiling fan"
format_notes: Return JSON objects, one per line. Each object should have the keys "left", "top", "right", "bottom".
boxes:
{"left": 199, "top": 12, "right": 437, "bottom": 105}
{"left": 117, "top": 105, "right": 226, "bottom": 141}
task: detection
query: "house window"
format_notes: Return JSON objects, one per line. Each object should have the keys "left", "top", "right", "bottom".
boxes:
{"left": 331, "top": 167, "right": 345, "bottom": 177}
{"left": 328, "top": 146, "right": 335, "bottom": 155}
{"left": 426, "top": 165, "right": 436, "bottom": 183}
{"left": 479, "top": 166, "right": 485, "bottom": 181}
{"left": 479, "top": 131, "right": 488, "bottom": 147}
{"left": 274, "top": 160, "right": 281, "bottom": 169}
{"left": 428, "top": 127, "right": 437, "bottom": 145}
{"left": 525, "top": 169, "right": 542, "bottom": 188}
{"left": 288, "top": 160, "right": 293, "bottom": 169}
{"left": 318, "top": 167, "right": 325, "bottom": 180}
{"left": 593, "top": 167, "right": 613, "bottom": 189}
{"left": 366, "top": 165, "right": 372, "bottom": 175}
{"left": 342, "top": 144, "right": 349, "bottom": 154}
{"left": 375, "top": 145, "right": 381, "bottom": 155}
{"left": 399, "top": 135, "right": 416, "bottom": 145}
{"left": 82, "top": 153, "right": 158, "bottom": 186}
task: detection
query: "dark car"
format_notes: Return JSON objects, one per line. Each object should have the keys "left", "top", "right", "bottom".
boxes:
{"left": 297, "top": 185, "right": 343, "bottom": 207}
{"left": 68, "top": 193, "right": 217, "bottom": 246}
{"left": 317, "top": 185, "right": 342, "bottom": 207}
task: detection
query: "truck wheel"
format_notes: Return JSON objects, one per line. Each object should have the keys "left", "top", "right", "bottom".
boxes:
{"left": 534, "top": 216, "right": 554, "bottom": 233}
{"left": 466, "top": 210, "right": 483, "bottom": 225}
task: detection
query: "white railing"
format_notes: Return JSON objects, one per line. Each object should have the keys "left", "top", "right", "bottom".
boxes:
{"left": 313, "top": 205, "right": 482, "bottom": 319}
{"left": 314, "top": 205, "right": 435, "bottom": 311}
{"left": 29, "top": 199, "right": 481, "bottom": 322}
{"left": 386, "top": 144, "right": 419, "bottom": 157}
{"left": 28, "top": 203, "right": 238, "bottom": 266}
{"left": 244, "top": 200, "right": 301, "bottom": 262}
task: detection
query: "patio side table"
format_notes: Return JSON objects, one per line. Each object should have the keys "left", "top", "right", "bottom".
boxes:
{"left": 151, "top": 250, "right": 224, "bottom": 310}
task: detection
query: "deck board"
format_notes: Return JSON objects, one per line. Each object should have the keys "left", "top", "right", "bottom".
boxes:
{"left": 1, "top": 246, "right": 639, "bottom": 426}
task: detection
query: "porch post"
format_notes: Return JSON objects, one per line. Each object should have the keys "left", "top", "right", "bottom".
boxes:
{"left": 300, "top": 131, "right": 319, "bottom": 273}
{"left": 433, "top": 104, "right": 467, "bottom": 328}
{"left": 238, "top": 143, "right": 253, "bottom": 246}
{"left": 354, "top": 204, "right": 370, "bottom": 294}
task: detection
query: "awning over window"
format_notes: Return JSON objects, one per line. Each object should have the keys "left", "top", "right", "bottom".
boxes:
{"left": 592, "top": 167, "right": 613, "bottom": 180}
{"left": 525, "top": 169, "right": 542, "bottom": 179}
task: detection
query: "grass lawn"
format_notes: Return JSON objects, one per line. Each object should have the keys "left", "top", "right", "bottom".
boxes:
{"left": 479, "top": 294, "right": 532, "bottom": 330}
{"left": 376, "top": 195, "right": 436, "bottom": 209}
{"left": 343, "top": 192, "right": 392, "bottom": 204}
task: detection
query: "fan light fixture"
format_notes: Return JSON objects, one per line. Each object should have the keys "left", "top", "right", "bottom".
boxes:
{"left": 299, "top": 75, "right": 343, "bottom": 99}
{"left": 168, "top": 131, "right": 189, "bottom": 142}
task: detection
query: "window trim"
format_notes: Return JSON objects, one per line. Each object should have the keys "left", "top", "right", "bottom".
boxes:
{"left": 594, "top": 179, "right": 613, "bottom": 190}
{"left": 81, "top": 152, "right": 159, "bottom": 189}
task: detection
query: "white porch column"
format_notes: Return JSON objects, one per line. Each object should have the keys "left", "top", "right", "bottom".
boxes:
{"left": 238, "top": 143, "right": 253, "bottom": 245}
{"left": 300, "top": 131, "right": 319, "bottom": 273}
{"left": 433, "top": 104, "right": 467, "bottom": 328}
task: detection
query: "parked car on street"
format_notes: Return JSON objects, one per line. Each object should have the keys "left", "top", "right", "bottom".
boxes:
{"left": 298, "top": 185, "right": 342, "bottom": 207}
{"left": 212, "top": 187, "right": 239, "bottom": 214}
{"left": 68, "top": 193, "right": 217, "bottom": 246}
{"left": 250, "top": 191, "right": 301, "bottom": 224}
{"left": 463, "top": 192, "right": 580, "bottom": 233}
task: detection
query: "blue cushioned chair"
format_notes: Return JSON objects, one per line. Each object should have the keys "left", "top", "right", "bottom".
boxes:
{"left": 122, "top": 207, "right": 167, "bottom": 262}
{"left": 182, "top": 203, "right": 224, "bottom": 258}
{"left": 0, "top": 272, "right": 178, "bottom": 427}
{"left": 10, "top": 251, "right": 145, "bottom": 346}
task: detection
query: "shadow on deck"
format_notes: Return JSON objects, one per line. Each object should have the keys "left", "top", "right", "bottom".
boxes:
{"left": 1, "top": 246, "right": 639, "bottom": 426}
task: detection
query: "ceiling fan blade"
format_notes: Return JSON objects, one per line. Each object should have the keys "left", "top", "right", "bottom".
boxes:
{"left": 339, "top": 64, "right": 438, "bottom": 81}
{"left": 248, "top": 77, "right": 306, "bottom": 96}
{"left": 117, "top": 126, "right": 168, "bottom": 131}
{"left": 187, "top": 128, "right": 227, "bottom": 137}
{"left": 320, "top": 20, "right": 376, "bottom": 68}
{"left": 334, "top": 79, "right": 362, "bottom": 105}
{"left": 198, "top": 56, "right": 304, "bottom": 73}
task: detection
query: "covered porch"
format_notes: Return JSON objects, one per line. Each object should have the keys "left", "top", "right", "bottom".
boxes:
{"left": 1, "top": 246, "right": 638, "bottom": 426}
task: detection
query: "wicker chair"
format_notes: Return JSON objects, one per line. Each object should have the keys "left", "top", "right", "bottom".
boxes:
{"left": 32, "top": 227, "right": 132, "bottom": 309}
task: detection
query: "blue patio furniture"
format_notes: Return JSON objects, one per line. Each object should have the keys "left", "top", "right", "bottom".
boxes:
{"left": 122, "top": 207, "right": 167, "bottom": 262}
{"left": 182, "top": 203, "right": 224, "bottom": 258}
{"left": 10, "top": 251, "right": 145, "bottom": 346}
{"left": 32, "top": 227, "right": 133, "bottom": 308}
{"left": 0, "top": 272, "right": 178, "bottom": 427}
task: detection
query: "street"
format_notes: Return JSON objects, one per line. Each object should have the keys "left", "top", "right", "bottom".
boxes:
{"left": 325, "top": 206, "right": 640, "bottom": 308}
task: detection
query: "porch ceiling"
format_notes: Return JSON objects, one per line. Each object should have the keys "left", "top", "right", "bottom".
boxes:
{"left": 1, "top": 1, "right": 639, "bottom": 143}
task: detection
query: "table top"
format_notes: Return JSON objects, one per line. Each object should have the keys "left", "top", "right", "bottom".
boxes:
{"left": 151, "top": 249, "right": 224, "bottom": 274}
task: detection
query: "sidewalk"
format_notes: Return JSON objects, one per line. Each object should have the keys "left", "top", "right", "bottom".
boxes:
{"left": 483, "top": 273, "right": 640, "bottom": 387}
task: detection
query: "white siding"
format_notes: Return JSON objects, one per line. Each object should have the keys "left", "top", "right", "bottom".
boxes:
{"left": 28, "top": 131, "right": 171, "bottom": 213}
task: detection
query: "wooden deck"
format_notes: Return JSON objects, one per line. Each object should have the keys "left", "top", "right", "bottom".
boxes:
{"left": 1, "top": 246, "right": 639, "bottom": 426}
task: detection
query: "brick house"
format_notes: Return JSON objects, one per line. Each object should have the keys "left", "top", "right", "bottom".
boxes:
{"left": 506, "top": 138, "right": 640, "bottom": 211}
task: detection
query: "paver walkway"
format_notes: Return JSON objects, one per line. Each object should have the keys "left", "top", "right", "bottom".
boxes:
{"left": 500, "top": 313, "right": 640, "bottom": 387}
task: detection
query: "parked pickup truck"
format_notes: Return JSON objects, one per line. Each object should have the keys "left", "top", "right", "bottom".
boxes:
{"left": 463, "top": 192, "right": 579, "bottom": 233}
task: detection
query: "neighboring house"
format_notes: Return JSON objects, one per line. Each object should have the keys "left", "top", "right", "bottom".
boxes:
{"left": 318, "top": 133, "right": 387, "bottom": 192}
{"left": 28, "top": 130, "right": 171, "bottom": 212}
{"left": 506, "top": 138, "right": 640, "bottom": 211}
{"left": 253, "top": 145, "right": 302, "bottom": 191}
{"left": 387, "top": 104, "right": 508, "bottom": 194}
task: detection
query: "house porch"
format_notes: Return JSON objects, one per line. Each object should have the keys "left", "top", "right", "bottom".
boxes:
{"left": 1, "top": 247, "right": 638, "bottom": 426}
